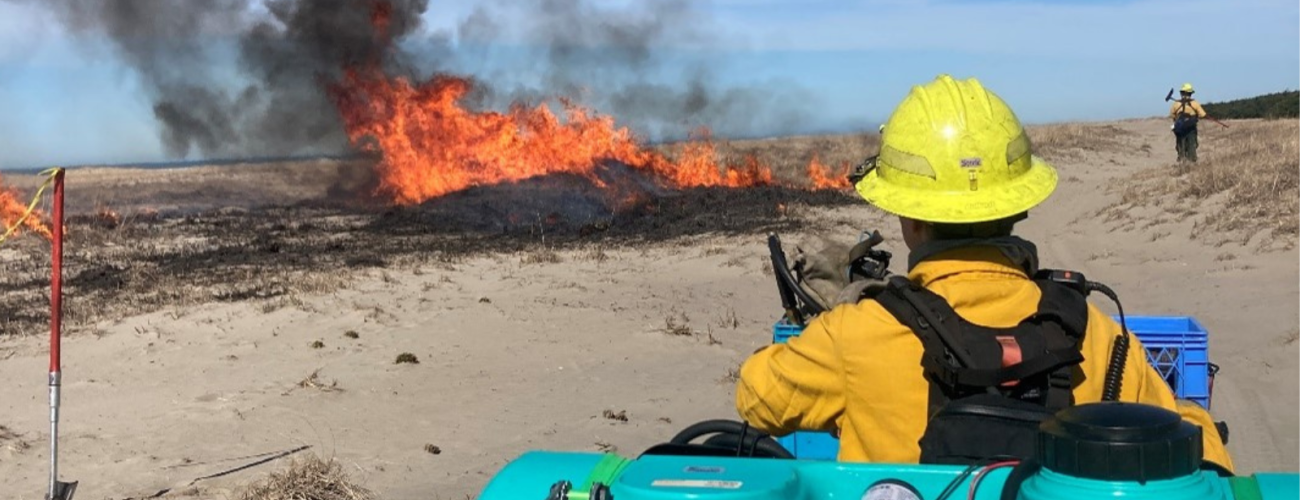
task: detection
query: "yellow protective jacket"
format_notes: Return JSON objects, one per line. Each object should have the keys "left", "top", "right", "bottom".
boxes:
{"left": 1170, "top": 99, "right": 1207, "bottom": 119}
{"left": 736, "top": 245, "right": 1233, "bottom": 469}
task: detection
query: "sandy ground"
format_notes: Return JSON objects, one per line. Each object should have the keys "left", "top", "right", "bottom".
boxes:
{"left": 0, "top": 118, "right": 1296, "bottom": 499}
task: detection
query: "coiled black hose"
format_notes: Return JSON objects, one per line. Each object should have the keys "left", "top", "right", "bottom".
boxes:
{"left": 1102, "top": 332, "right": 1130, "bottom": 401}
{"left": 1089, "top": 281, "right": 1130, "bottom": 401}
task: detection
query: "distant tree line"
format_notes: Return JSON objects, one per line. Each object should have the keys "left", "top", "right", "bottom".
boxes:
{"left": 1202, "top": 90, "right": 1299, "bottom": 119}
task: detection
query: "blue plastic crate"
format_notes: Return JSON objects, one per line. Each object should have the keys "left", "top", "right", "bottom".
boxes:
{"left": 1115, "top": 315, "right": 1214, "bottom": 410}
{"left": 769, "top": 314, "right": 1215, "bottom": 460}
{"left": 774, "top": 318, "right": 802, "bottom": 343}
{"left": 775, "top": 428, "right": 840, "bottom": 461}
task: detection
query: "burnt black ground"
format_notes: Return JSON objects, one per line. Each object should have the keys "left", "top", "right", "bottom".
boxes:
{"left": 0, "top": 176, "right": 856, "bottom": 337}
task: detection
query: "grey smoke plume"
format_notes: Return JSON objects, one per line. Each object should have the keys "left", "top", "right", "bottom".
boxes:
{"left": 28, "top": 0, "right": 429, "bottom": 159}
{"left": 26, "top": 0, "right": 252, "bottom": 157}
{"left": 458, "top": 0, "right": 812, "bottom": 140}
{"left": 27, "top": 0, "right": 811, "bottom": 159}
{"left": 234, "top": 0, "right": 430, "bottom": 156}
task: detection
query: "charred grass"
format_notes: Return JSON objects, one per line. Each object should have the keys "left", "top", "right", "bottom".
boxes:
{"left": 1102, "top": 119, "right": 1298, "bottom": 248}
{"left": 0, "top": 175, "right": 855, "bottom": 336}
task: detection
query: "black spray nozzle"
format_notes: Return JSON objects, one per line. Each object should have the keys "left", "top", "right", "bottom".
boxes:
{"left": 847, "top": 229, "right": 892, "bottom": 281}
{"left": 847, "top": 155, "right": 878, "bottom": 185}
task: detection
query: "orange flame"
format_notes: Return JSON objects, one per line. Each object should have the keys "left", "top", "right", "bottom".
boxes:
{"left": 0, "top": 174, "right": 51, "bottom": 239}
{"left": 807, "top": 155, "right": 853, "bottom": 190}
{"left": 329, "top": 70, "right": 775, "bottom": 205}
{"left": 326, "top": 1, "right": 856, "bottom": 205}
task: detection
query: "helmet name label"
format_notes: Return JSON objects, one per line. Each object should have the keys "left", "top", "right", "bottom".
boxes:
{"left": 960, "top": 157, "right": 982, "bottom": 168}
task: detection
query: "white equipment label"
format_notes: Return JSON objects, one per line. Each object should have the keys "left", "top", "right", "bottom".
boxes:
{"left": 651, "top": 479, "right": 743, "bottom": 489}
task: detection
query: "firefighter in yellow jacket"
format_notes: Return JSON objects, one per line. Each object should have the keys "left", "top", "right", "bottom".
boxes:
{"left": 1170, "top": 83, "right": 1208, "bottom": 162}
{"left": 735, "top": 75, "right": 1233, "bottom": 470}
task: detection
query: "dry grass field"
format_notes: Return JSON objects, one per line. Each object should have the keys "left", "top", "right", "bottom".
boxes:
{"left": 1104, "top": 119, "right": 1298, "bottom": 247}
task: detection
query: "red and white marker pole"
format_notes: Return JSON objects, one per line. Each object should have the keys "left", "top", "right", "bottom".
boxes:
{"left": 47, "top": 169, "right": 75, "bottom": 500}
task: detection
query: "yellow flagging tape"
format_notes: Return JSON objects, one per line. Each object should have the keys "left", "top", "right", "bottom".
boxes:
{"left": 0, "top": 167, "right": 62, "bottom": 245}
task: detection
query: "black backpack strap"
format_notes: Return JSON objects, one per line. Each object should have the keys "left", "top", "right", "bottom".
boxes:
{"left": 1029, "top": 276, "right": 1092, "bottom": 410}
{"left": 876, "top": 278, "right": 968, "bottom": 417}
{"left": 875, "top": 276, "right": 1089, "bottom": 412}
{"left": 1029, "top": 279, "right": 1089, "bottom": 410}
{"left": 876, "top": 277, "right": 1002, "bottom": 417}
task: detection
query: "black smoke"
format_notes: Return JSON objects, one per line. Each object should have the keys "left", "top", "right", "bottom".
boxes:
{"left": 22, "top": 0, "right": 812, "bottom": 159}
{"left": 22, "top": 0, "right": 428, "bottom": 159}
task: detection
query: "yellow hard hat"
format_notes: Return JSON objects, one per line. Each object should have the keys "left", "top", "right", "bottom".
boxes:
{"left": 1181, "top": 83, "right": 1195, "bottom": 93}
{"left": 855, "top": 75, "right": 1057, "bottom": 224}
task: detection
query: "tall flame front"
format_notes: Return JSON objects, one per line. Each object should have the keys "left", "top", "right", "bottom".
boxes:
{"left": 327, "top": 1, "right": 849, "bottom": 206}
{"left": 329, "top": 71, "right": 779, "bottom": 205}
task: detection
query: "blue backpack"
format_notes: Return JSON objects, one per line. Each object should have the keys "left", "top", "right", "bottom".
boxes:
{"left": 1173, "top": 102, "right": 1199, "bottom": 136}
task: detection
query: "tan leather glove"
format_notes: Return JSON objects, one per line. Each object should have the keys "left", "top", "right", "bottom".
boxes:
{"left": 792, "top": 238, "right": 851, "bottom": 310}
{"left": 793, "top": 235, "right": 893, "bottom": 310}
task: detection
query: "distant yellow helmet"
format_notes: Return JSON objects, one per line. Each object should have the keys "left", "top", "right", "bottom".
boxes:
{"left": 855, "top": 75, "right": 1058, "bottom": 224}
{"left": 1181, "top": 83, "right": 1195, "bottom": 93}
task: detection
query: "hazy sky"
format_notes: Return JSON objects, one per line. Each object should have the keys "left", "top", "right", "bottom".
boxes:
{"left": 0, "top": 0, "right": 1296, "bottom": 169}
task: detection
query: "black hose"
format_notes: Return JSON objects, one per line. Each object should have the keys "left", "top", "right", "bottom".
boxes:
{"left": 700, "top": 434, "right": 793, "bottom": 459}
{"left": 1102, "top": 333, "right": 1130, "bottom": 401}
{"left": 736, "top": 421, "right": 749, "bottom": 456}
{"left": 670, "top": 419, "right": 794, "bottom": 459}
{"left": 1089, "top": 281, "right": 1129, "bottom": 401}
{"left": 669, "top": 420, "right": 749, "bottom": 445}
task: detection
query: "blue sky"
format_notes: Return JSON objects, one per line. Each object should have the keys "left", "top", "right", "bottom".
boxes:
{"left": 1, "top": 0, "right": 1297, "bottom": 169}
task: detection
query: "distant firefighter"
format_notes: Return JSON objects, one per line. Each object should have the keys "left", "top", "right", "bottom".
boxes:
{"left": 1169, "top": 83, "right": 1207, "bottom": 163}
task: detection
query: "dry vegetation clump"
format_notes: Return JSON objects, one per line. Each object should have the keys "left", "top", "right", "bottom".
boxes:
{"left": 394, "top": 352, "right": 419, "bottom": 364}
{"left": 520, "top": 247, "right": 563, "bottom": 265}
{"left": 1107, "top": 119, "right": 1298, "bottom": 247}
{"left": 661, "top": 311, "right": 695, "bottom": 336}
{"left": 1027, "top": 123, "right": 1133, "bottom": 162}
{"left": 296, "top": 369, "right": 341, "bottom": 392}
{"left": 235, "top": 453, "right": 375, "bottom": 500}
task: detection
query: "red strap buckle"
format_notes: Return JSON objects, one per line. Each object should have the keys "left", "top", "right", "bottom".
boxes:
{"left": 997, "top": 336, "right": 1022, "bottom": 387}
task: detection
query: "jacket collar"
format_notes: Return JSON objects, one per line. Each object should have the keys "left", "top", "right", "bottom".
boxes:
{"left": 906, "top": 237, "right": 1040, "bottom": 288}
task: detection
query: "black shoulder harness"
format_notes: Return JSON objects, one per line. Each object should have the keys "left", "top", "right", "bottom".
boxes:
{"left": 875, "top": 274, "right": 1089, "bottom": 415}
